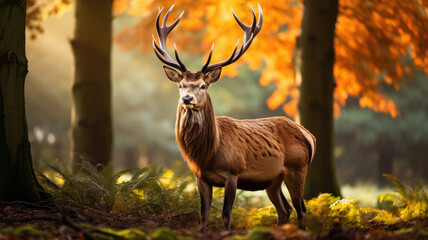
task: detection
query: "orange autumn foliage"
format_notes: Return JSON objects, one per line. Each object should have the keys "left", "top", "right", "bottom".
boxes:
{"left": 116, "top": 0, "right": 428, "bottom": 119}
{"left": 334, "top": 0, "right": 428, "bottom": 118}
{"left": 28, "top": 0, "right": 428, "bottom": 118}
{"left": 26, "top": 0, "right": 71, "bottom": 39}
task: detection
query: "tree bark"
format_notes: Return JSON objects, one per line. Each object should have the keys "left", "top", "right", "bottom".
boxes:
{"left": 299, "top": 0, "right": 341, "bottom": 198}
{"left": 71, "top": 0, "right": 113, "bottom": 172}
{"left": 0, "top": 0, "right": 47, "bottom": 202}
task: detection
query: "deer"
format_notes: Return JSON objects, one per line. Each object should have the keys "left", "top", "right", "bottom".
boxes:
{"left": 152, "top": 4, "right": 316, "bottom": 231}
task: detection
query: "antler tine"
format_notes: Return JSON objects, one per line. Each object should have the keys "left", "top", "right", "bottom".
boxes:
{"left": 231, "top": 8, "right": 246, "bottom": 31}
{"left": 155, "top": 8, "right": 164, "bottom": 46}
{"left": 158, "top": 5, "right": 183, "bottom": 47}
{"left": 201, "top": 5, "right": 263, "bottom": 74}
{"left": 153, "top": 37, "right": 179, "bottom": 68}
{"left": 153, "top": 37, "right": 184, "bottom": 71}
{"left": 174, "top": 43, "right": 187, "bottom": 71}
{"left": 162, "top": 5, "right": 173, "bottom": 28}
{"left": 153, "top": 5, "right": 187, "bottom": 72}
{"left": 249, "top": 5, "right": 257, "bottom": 39}
{"left": 257, "top": 4, "right": 263, "bottom": 31}
{"left": 201, "top": 43, "right": 215, "bottom": 73}
{"left": 226, "top": 39, "right": 241, "bottom": 64}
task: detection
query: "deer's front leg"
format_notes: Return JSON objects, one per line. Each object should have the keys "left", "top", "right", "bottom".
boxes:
{"left": 222, "top": 175, "right": 238, "bottom": 229}
{"left": 197, "top": 178, "right": 212, "bottom": 232}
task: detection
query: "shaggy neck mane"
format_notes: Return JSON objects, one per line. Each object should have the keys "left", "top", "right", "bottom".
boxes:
{"left": 175, "top": 95, "right": 218, "bottom": 177}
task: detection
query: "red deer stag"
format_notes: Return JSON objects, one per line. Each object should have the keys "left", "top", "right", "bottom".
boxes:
{"left": 153, "top": 4, "right": 316, "bottom": 231}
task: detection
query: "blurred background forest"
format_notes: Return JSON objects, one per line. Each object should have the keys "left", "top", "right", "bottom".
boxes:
{"left": 25, "top": 0, "right": 427, "bottom": 193}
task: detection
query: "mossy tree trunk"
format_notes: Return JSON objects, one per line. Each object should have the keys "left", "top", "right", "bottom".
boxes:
{"left": 298, "top": 0, "right": 341, "bottom": 198}
{"left": 71, "top": 0, "right": 113, "bottom": 172}
{"left": 0, "top": 0, "right": 47, "bottom": 202}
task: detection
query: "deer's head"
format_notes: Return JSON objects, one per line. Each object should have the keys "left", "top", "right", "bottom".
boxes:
{"left": 153, "top": 4, "right": 263, "bottom": 111}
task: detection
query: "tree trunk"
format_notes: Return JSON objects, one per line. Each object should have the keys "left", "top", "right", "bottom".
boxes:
{"left": 71, "top": 0, "right": 113, "bottom": 172}
{"left": 0, "top": 0, "right": 47, "bottom": 202}
{"left": 299, "top": 0, "right": 341, "bottom": 198}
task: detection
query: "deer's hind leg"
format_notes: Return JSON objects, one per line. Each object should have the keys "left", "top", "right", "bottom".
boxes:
{"left": 279, "top": 187, "right": 293, "bottom": 218}
{"left": 282, "top": 144, "right": 309, "bottom": 229}
{"left": 266, "top": 177, "right": 291, "bottom": 225}
{"left": 283, "top": 167, "right": 308, "bottom": 229}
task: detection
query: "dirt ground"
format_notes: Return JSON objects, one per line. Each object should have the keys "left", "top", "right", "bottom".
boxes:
{"left": 0, "top": 201, "right": 427, "bottom": 240}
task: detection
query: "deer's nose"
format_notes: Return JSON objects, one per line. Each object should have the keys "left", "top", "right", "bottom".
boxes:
{"left": 182, "top": 96, "right": 193, "bottom": 104}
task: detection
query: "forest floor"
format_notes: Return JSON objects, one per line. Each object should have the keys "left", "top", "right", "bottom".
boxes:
{"left": 1, "top": 201, "right": 427, "bottom": 240}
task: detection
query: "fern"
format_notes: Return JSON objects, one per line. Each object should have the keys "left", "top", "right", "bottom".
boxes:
{"left": 112, "top": 167, "right": 137, "bottom": 184}
{"left": 378, "top": 174, "right": 427, "bottom": 220}
{"left": 44, "top": 161, "right": 70, "bottom": 180}
{"left": 37, "top": 161, "right": 201, "bottom": 216}
{"left": 125, "top": 174, "right": 150, "bottom": 196}
{"left": 36, "top": 172, "right": 61, "bottom": 191}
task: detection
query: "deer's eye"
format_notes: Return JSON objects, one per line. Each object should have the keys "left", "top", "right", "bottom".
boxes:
{"left": 201, "top": 85, "right": 206, "bottom": 90}
{"left": 178, "top": 84, "right": 182, "bottom": 89}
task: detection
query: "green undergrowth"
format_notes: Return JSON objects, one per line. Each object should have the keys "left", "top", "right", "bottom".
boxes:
{"left": 35, "top": 162, "right": 427, "bottom": 235}
{"left": 0, "top": 226, "right": 51, "bottom": 238}
{"left": 37, "top": 161, "right": 201, "bottom": 216}
{"left": 305, "top": 174, "right": 426, "bottom": 232}
{"left": 377, "top": 174, "right": 428, "bottom": 220}
{"left": 229, "top": 173, "right": 427, "bottom": 232}
{"left": 0, "top": 225, "right": 182, "bottom": 240}
{"left": 2, "top": 224, "right": 427, "bottom": 240}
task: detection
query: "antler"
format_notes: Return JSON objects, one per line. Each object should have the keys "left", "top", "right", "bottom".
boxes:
{"left": 153, "top": 5, "right": 188, "bottom": 73}
{"left": 200, "top": 4, "right": 263, "bottom": 74}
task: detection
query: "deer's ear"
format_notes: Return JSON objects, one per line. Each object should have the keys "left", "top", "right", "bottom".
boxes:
{"left": 204, "top": 67, "right": 222, "bottom": 85}
{"left": 163, "top": 66, "right": 182, "bottom": 83}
